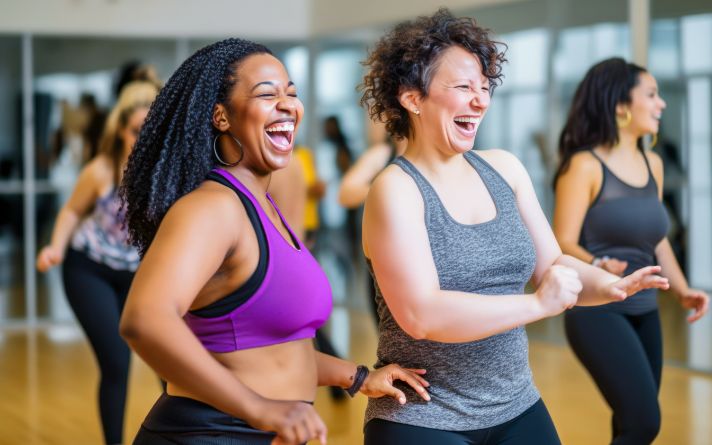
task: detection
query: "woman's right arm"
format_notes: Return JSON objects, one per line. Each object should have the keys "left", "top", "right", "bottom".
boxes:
{"left": 119, "top": 192, "right": 326, "bottom": 444}
{"left": 36, "top": 159, "right": 104, "bottom": 272}
{"left": 363, "top": 167, "right": 579, "bottom": 343}
{"left": 338, "top": 143, "right": 391, "bottom": 209}
{"left": 553, "top": 152, "right": 627, "bottom": 275}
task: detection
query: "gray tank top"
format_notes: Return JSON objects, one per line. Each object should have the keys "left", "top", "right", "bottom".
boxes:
{"left": 365, "top": 150, "right": 540, "bottom": 431}
{"left": 576, "top": 150, "right": 669, "bottom": 315}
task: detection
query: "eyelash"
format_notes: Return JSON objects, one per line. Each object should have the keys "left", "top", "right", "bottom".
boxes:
{"left": 257, "top": 93, "right": 298, "bottom": 98}
{"left": 456, "top": 85, "right": 490, "bottom": 92}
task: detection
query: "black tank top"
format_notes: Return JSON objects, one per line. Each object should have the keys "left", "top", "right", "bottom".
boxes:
{"left": 578, "top": 149, "right": 670, "bottom": 314}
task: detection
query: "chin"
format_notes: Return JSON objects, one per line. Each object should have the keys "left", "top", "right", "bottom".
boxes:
{"left": 267, "top": 154, "right": 292, "bottom": 171}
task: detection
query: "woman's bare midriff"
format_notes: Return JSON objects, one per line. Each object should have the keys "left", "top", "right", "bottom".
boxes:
{"left": 168, "top": 338, "right": 318, "bottom": 402}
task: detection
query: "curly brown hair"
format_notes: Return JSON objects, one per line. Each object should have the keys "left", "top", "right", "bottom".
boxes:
{"left": 359, "top": 8, "right": 506, "bottom": 139}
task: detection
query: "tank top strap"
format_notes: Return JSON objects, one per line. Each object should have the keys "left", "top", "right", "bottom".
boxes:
{"left": 641, "top": 149, "right": 654, "bottom": 177}
{"left": 589, "top": 148, "right": 604, "bottom": 163}
{"left": 463, "top": 150, "right": 510, "bottom": 193}
{"left": 265, "top": 192, "right": 302, "bottom": 250}
{"left": 392, "top": 156, "right": 446, "bottom": 226}
{"left": 463, "top": 150, "right": 517, "bottom": 214}
{"left": 392, "top": 156, "right": 438, "bottom": 204}
{"left": 588, "top": 149, "right": 616, "bottom": 180}
{"left": 210, "top": 169, "right": 262, "bottom": 208}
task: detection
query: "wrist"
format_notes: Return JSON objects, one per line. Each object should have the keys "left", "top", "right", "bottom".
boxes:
{"left": 346, "top": 365, "right": 369, "bottom": 397}
{"left": 526, "top": 293, "right": 547, "bottom": 320}
{"left": 673, "top": 286, "right": 689, "bottom": 300}
{"left": 591, "top": 255, "right": 609, "bottom": 268}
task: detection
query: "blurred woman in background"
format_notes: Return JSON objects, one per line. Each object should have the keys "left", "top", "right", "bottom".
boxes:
{"left": 36, "top": 81, "right": 159, "bottom": 445}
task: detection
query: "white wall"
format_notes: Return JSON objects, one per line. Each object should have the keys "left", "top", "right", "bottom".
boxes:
{"left": 311, "top": 0, "right": 524, "bottom": 37}
{"left": 0, "top": 0, "right": 312, "bottom": 39}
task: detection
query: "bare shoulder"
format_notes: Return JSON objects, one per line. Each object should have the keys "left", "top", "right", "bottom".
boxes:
{"left": 74, "top": 155, "right": 114, "bottom": 192}
{"left": 568, "top": 150, "right": 600, "bottom": 175}
{"left": 162, "top": 180, "right": 245, "bottom": 238}
{"left": 83, "top": 155, "right": 112, "bottom": 179}
{"left": 366, "top": 162, "right": 424, "bottom": 221}
{"left": 369, "top": 162, "right": 419, "bottom": 202}
{"left": 476, "top": 148, "right": 523, "bottom": 170}
{"left": 475, "top": 148, "right": 528, "bottom": 191}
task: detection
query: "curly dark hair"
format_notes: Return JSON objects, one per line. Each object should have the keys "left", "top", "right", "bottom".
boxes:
{"left": 554, "top": 57, "right": 646, "bottom": 187}
{"left": 359, "top": 8, "right": 506, "bottom": 139}
{"left": 120, "top": 38, "right": 272, "bottom": 256}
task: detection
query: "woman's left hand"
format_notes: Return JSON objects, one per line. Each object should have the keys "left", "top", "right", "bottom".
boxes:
{"left": 359, "top": 365, "right": 430, "bottom": 405}
{"left": 677, "top": 289, "right": 710, "bottom": 323}
{"left": 603, "top": 265, "right": 669, "bottom": 302}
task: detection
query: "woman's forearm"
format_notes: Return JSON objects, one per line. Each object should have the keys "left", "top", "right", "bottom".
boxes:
{"left": 401, "top": 290, "right": 545, "bottom": 343}
{"left": 315, "top": 351, "right": 357, "bottom": 389}
{"left": 338, "top": 181, "right": 370, "bottom": 209}
{"left": 559, "top": 240, "right": 595, "bottom": 264}
{"left": 555, "top": 254, "right": 617, "bottom": 305}
{"left": 655, "top": 238, "right": 689, "bottom": 297}
{"left": 49, "top": 207, "right": 82, "bottom": 254}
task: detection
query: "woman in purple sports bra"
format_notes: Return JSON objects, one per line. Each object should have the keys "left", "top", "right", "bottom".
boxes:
{"left": 119, "top": 38, "right": 430, "bottom": 445}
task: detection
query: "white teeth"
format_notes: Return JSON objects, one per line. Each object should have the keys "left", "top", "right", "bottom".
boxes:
{"left": 266, "top": 123, "right": 295, "bottom": 132}
{"left": 454, "top": 116, "right": 481, "bottom": 124}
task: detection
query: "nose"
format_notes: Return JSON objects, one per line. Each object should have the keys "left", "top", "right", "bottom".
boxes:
{"left": 277, "top": 95, "right": 298, "bottom": 113}
{"left": 471, "top": 90, "right": 490, "bottom": 110}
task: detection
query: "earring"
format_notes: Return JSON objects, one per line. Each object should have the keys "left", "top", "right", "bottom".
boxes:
{"left": 413, "top": 109, "right": 420, "bottom": 115}
{"left": 616, "top": 109, "right": 632, "bottom": 128}
{"left": 649, "top": 133, "right": 658, "bottom": 148}
{"left": 213, "top": 133, "right": 244, "bottom": 167}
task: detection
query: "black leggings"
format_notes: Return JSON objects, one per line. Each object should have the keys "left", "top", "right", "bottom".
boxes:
{"left": 363, "top": 399, "right": 560, "bottom": 445}
{"left": 63, "top": 249, "right": 135, "bottom": 445}
{"left": 134, "top": 393, "right": 286, "bottom": 444}
{"left": 565, "top": 308, "right": 662, "bottom": 445}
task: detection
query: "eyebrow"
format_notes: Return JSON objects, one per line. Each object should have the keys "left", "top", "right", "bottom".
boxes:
{"left": 250, "top": 81, "right": 295, "bottom": 92}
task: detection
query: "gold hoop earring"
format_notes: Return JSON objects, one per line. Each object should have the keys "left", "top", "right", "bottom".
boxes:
{"left": 616, "top": 109, "right": 632, "bottom": 128}
{"left": 649, "top": 133, "right": 658, "bottom": 148}
{"left": 213, "top": 133, "right": 244, "bottom": 167}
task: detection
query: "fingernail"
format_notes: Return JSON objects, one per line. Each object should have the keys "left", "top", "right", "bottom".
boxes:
{"left": 399, "top": 397, "right": 405, "bottom": 404}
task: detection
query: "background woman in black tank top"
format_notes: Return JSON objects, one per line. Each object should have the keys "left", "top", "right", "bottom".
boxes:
{"left": 554, "top": 57, "right": 709, "bottom": 444}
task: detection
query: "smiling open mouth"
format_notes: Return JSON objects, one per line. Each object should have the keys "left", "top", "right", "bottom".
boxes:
{"left": 265, "top": 122, "right": 295, "bottom": 149}
{"left": 454, "top": 116, "right": 481, "bottom": 134}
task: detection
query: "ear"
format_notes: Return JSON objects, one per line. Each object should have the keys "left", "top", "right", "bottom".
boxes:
{"left": 615, "top": 102, "right": 629, "bottom": 117}
{"left": 212, "top": 104, "right": 230, "bottom": 132}
{"left": 398, "top": 88, "right": 422, "bottom": 115}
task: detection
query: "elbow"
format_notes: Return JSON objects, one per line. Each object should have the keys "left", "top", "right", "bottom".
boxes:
{"left": 558, "top": 241, "right": 578, "bottom": 257}
{"left": 338, "top": 188, "right": 355, "bottom": 209}
{"left": 119, "top": 308, "right": 149, "bottom": 346}
{"left": 393, "top": 308, "right": 432, "bottom": 341}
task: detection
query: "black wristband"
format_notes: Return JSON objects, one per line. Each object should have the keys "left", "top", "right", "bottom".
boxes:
{"left": 346, "top": 365, "right": 369, "bottom": 397}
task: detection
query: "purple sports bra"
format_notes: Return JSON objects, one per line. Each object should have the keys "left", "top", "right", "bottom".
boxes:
{"left": 183, "top": 168, "right": 332, "bottom": 353}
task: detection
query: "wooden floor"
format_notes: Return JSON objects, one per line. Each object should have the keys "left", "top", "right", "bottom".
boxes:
{"left": 1, "top": 310, "right": 711, "bottom": 445}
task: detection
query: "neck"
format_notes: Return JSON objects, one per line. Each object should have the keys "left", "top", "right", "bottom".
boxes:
{"left": 223, "top": 165, "right": 272, "bottom": 195}
{"left": 610, "top": 128, "right": 640, "bottom": 154}
{"left": 404, "top": 134, "right": 464, "bottom": 177}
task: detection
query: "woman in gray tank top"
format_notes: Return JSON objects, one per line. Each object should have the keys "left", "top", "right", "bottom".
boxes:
{"left": 358, "top": 10, "right": 672, "bottom": 445}
{"left": 554, "top": 58, "right": 709, "bottom": 444}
